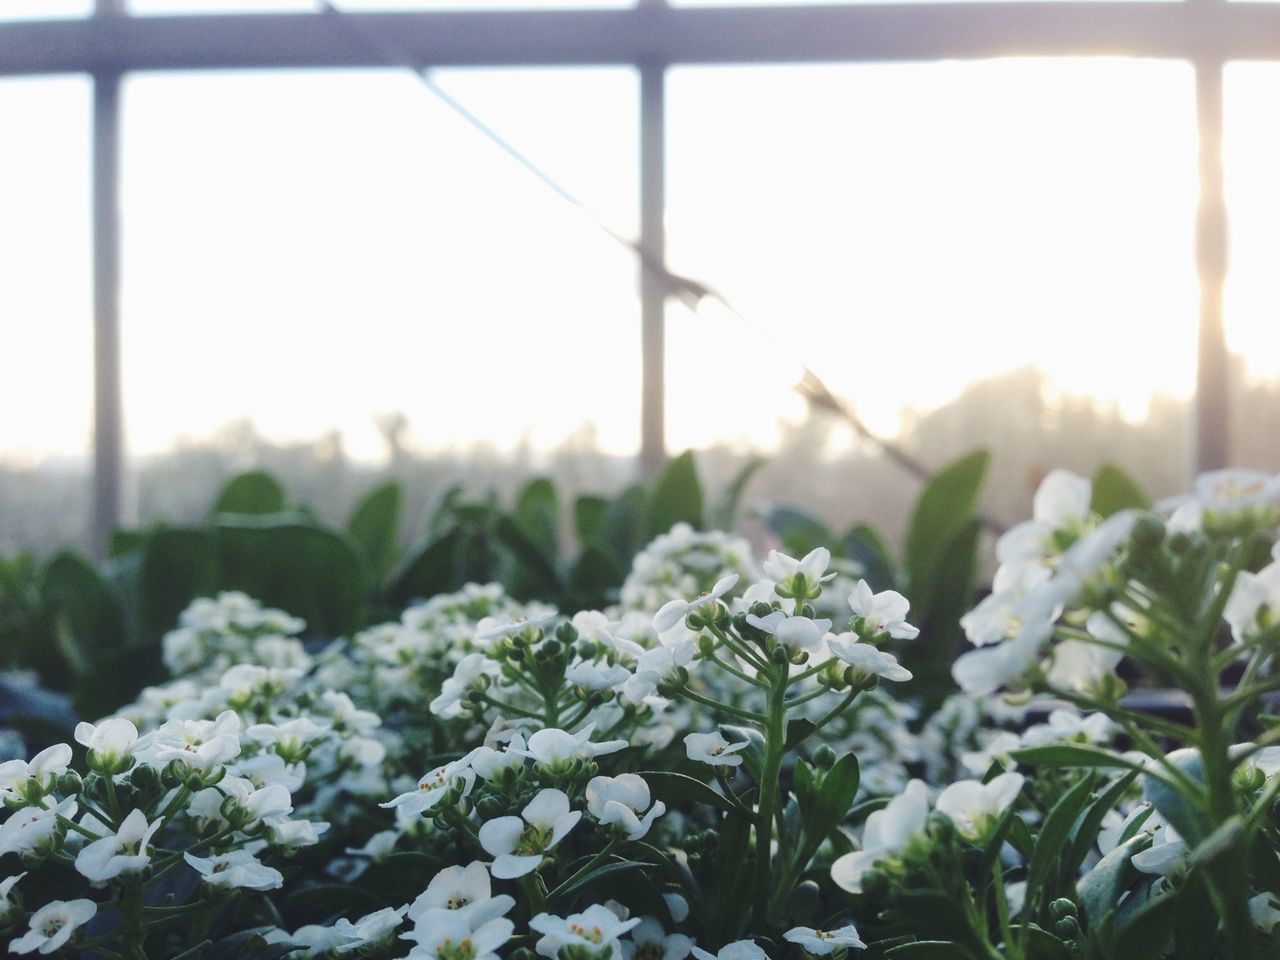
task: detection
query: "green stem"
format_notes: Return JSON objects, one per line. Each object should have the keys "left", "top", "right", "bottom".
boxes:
{"left": 752, "top": 668, "right": 787, "bottom": 922}
{"left": 672, "top": 685, "right": 767, "bottom": 724}
{"left": 121, "top": 879, "right": 148, "bottom": 960}
{"left": 547, "top": 839, "right": 618, "bottom": 902}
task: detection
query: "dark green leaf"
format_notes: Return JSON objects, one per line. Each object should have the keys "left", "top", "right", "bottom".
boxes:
{"left": 574, "top": 495, "right": 610, "bottom": 547}
{"left": 1026, "top": 773, "right": 1097, "bottom": 909}
{"left": 138, "top": 528, "right": 220, "bottom": 643}
{"left": 41, "top": 552, "right": 128, "bottom": 669}
{"left": 1065, "top": 770, "right": 1139, "bottom": 881}
{"left": 1077, "top": 833, "right": 1152, "bottom": 928}
{"left": 211, "top": 471, "right": 288, "bottom": 516}
{"left": 602, "top": 484, "right": 647, "bottom": 564}
{"left": 389, "top": 529, "right": 465, "bottom": 606}
{"left": 766, "top": 506, "right": 830, "bottom": 557}
{"left": 639, "top": 771, "right": 743, "bottom": 817}
{"left": 216, "top": 521, "right": 368, "bottom": 636}
{"left": 1142, "top": 748, "right": 1211, "bottom": 845}
{"left": 1011, "top": 744, "right": 1156, "bottom": 777}
{"left": 494, "top": 516, "right": 563, "bottom": 597}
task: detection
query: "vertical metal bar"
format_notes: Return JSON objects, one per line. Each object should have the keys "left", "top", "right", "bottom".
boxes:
{"left": 1194, "top": 57, "right": 1230, "bottom": 474}
{"left": 90, "top": 45, "right": 124, "bottom": 557}
{"left": 639, "top": 61, "right": 667, "bottom": 475}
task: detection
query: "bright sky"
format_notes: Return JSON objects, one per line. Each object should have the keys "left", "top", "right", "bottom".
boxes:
{"left": 1, "top": 6, "right": 1278, "bottom": 464}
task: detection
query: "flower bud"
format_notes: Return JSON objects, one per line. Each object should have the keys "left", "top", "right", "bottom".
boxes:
{"left": 1049, "top": 898, "right": 1078, "bottom": 922}
{"left": 555, "top": 622, "right": 578, "bottom": 645}
{"left": 811, "top": 745, "right": 837, "bottom": 769}
{"left": 57, "top": 771, "right": 83, "bottom": 796}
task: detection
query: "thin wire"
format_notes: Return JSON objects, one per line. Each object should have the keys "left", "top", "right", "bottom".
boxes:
{"left": 316, "top": 2, "right": 1008, "bottom": 535}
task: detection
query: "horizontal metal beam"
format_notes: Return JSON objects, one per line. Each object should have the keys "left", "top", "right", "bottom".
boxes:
{"left": 5, "top": 4, "right": 1280, "bottom": 75}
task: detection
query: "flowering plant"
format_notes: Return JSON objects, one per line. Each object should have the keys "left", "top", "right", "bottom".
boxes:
{"left": 4, "top": 466, "right": 1280, "bottom": 959}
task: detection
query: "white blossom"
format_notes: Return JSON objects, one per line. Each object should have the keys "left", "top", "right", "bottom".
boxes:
{"left": 934, "top": 773, "right": 1024, "bottom": 841}
{"left": 831, "top": 780, "right": 930, "bottom": 894}
{"left": 531, "top": 904, "right": 641, "bottom": 959}
{"left": 74, "top": 808, "right": 162, "bottom": 886}
{"left": 9, "top": 899, "right": 97, "bottom": 955}
{"left": 848, "top": 581, "right": 919, "bottom": 641}
{"left": 185, "top": 847, "right": 283, "bottom": 891}
{"left": 478, "top": 789, "right": 581, "bottom": 879}
{"left": 586, "top": 774, "right": 666, "bottom": 840}
{"left": 684, "top": 731, "right": 749, "bottom": 768}
{"left": 784, "top": 925, "right": 867, "bottom": 954}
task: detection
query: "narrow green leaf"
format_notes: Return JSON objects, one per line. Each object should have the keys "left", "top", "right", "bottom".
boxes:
{"left": 516, "top": 477, "right": 560, "bottom": 558}
{"left": 842, "top": 523, "right": 897, "bottom": 593}
{"left": 1011, "top": 743, "right": 1155, "bottom": 777}
{"left": 712, "top": 455, "right": 767, "bottom": 529}
{"left": 639, "top": 771, "right": 743, "bottom": 817}
{"left": 1026, "top": 773, "right": 1096, "bottom": 909}
{"left": 904, "top": 449, "right": 989, "bottom": 599}
{"left": 574, "top": 495, "right": 610, "bottom": 546}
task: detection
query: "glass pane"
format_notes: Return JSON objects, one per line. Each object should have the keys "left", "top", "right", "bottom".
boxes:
{"left": 0, "top": 0, "right": 89, "bottom": 20}
{"left": 0, "top": 76, "right": 93, "bottom": 554}
{"left": 121, "top": 68, "right": 639, "bottom": 525}
{"left": 127, "top": 0, "right": 318, "bottom": 13}
{"left": 1223, "top": 62, "right": 1280, "bottom": 471}
{"left": 667, "top": 59, "right": 1198, "bottom": 529}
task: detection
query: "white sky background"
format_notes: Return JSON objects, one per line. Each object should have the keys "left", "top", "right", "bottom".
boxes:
{"left": 1, "top": 2, "right": 1278, "bottom": 464}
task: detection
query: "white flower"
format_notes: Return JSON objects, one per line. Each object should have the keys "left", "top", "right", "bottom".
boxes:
{"left": 1249, "top": 893, "right": 1280, "bottom": 933}
{"left": 0, "top": 745, "right": 72, "bottom": 801}
{"left": 684, "top": 732, "right": 749, "bottom": 768}
{"left": 430, "top": 654, "right": 500, "bottom": 718}
{"left": 763, "top": 548, "right": 836, "bottom": 590}
{"left": 1226, "top": 559, "right": 1280, "bottom": 643}
{"left": 74, "top": 808, "right": 163, "bottom": 886}
{"left": 213, "top": 777, "right": 294, "bottom": 828}
{"left": 333, "top": 906, "right": 408, "bottom": 953}
{"left": 831, "top": 780, "right": 930, "bottom": 894}
{"left": 935, "top": 773, "right": 1025, "bottom": 842}
{"left": 952, "top": 618, "right": 1053, "bottom": 696}
{"left": 470, "top": 741, "right": 526, "bottom": 783}
{"left": 1020, "top": 709, "right": 1114, "bottom": 747}
{"left": 143, "top": 711, "right": 241, "bottom": 771}
{"left": 826, "top": 634, "right": 912, "bottom": 682}
{"left": 0, "top": 872, "right": 26, "bottom": 922}
{"left": 1131, "top": 829, "right": 1188, "bottom": 879}
{"left": 268, "top": 925, "right": 348, "bottom": 957}
{"left": 960, "top": 563, "right": 1055, "bottom": 647}
{"left": 510, "top": 723, "right": 627, "bottom": 769}
{"left": 960, "top": 731, "right": 1023, "bottom": 776}
{"left": 75, "top": 718, "right": 146, "bottom": 772}
{"left": 408, "top": 913, "right": 513, "bottom": 960}
{"left": 848, "top": 581, "right": 919, "bottom": 641}
{"left": 246, "top": 717, "right": 330, "bottom": 755}
{"left": 996, "top": 470, "right": 1093, "bottom": 566}
{"left": 9, "top": 899, "right": 97, "bottom": 955}
{"left": 381, "top": 756, "right": 477, "bottom": 818}
{"left": 690, "top": 940, "right": 769, "bottom": 960}
{"left": 653, "top": 574, "right": 740, "bottom": 633}
{"left": 622, "top": 642, "right": 695, "bottom": 705}
{"left": 586, "top": 774, "right": 666, "bottom": 840}
{"left": 478, "top": 789, "right": 581, "bottom": 879}
{"left": 566, "top": 661, "right": 632, "bottom": 692}
{"left": 185, "top": 847, "right": 283, "bottom": 891}
{"left": 531, "top": 904, "right": 641, "bottom": 959}
{"left": 406, "top": 861, "right": 516, "bottom": 930}
{"left": 783, "top": 925, "right": 867, "bottom": 954}
{"left": 745, "top": 612, "right": 831, "bottom": 652}
{"left": 622, "top": 917, "right": 694, "bottom": 960}
{"left": 0, "top": 797, "right": 77, "bottom": 858}
{"left": 475, "top": 612, "right": 559, "bottom": 643}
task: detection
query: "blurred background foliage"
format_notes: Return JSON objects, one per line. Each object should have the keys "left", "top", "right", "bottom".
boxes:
{"left": 0, "top": 434, "right": 1149, "bottom": 733}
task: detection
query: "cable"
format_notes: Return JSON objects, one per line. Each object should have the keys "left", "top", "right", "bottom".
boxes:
{"left": 315, "top": 2, "right": 1008, "bottom": 536}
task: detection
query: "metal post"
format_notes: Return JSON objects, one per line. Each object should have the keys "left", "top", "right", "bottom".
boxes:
{"left": 639, "top": 61, "right": 667, "bottom": 474}
{"left": 1194, "top": 57, "right": 1230, "bottom": 474}
{"left": 90, "top": 0, "right": 125, "bottom": 557}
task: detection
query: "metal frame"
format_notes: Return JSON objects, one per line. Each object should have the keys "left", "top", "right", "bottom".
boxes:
{"left": 1, "top": 1, "right": 1251, "bottom": 554}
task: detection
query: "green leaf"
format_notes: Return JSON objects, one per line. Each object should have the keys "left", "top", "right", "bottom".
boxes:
{"left": 138, "top": 528, "right": 220, "bottom": 643}
{"left": 574, "top": 495, "right": 610, "bottom": 547}
{"left": 516, "top": 477, "right": 560, "bottom": 558}
{"left": 785, "top": 718, "right": 817, "bottom": 751}
{"left": 216, "top": 521, "right": 368, "bottom": 636}
{"left": 1141, "top": 748, "right": 1212, "bottom": 845}
{"left": 712, "top": 455, "right": 767, "bottom": 529}
{"left": 552, "top": 858, "right": 651, "bottom": 901}
{"left": 793, "top": 753, "right": 859, "bottom": 875}
{"left": 842, "top": 523, "right": 897, "bottom": 593}
{"left": 713, "top": 809, "right": 754, "bottom": 942}
{"left": 639, "top": 771, "right": 743, "bottom": 817}
{"left": 1112, "top": 885, "right": 1179, "bottom": 960}
{"left": 389, "top": 529, "right": 465, "bottom": 606}
{"left": 1077, "top": 832, "right": 1152, "bottom": 928}
{"left": 886, "top": 943, "right": 974, "bottom": 959}
{"left": 567, "top": 545, "right": 625, "bottom": 608}
{"left": 494, "top": 516, "right": 563, "bottom": 597}
{"left": 1011, "top": 743, "right": 1157, "bottom": 778}
{"left": 1026, "top": 773, "right": 1096, "bottom": 910}
{"left": 41, "top": 552, "right": 128, "bottom": 669}
{"left": 766, "top": 505, "right": 831, "bottom": 557}
{"left": 602, "top": 484, "right": 647, "bottom": 563}
{"left": 904, "top": 449, "right": 989, "bottom": 599}
{"left": 1010, "top": 926, "right": 1072, "bottom": 960}
{"left": 211, "top": 471, "right": 288, "bottom": 516}
{"left": 347, "top": 483, "right": 402, "bottom": 582}
{"left": 645, "top": 451, "right": 704, "bottom": 541}
{"left": 1065, "top": 771, "right": 1139, "bottom": 881}
{"left": 1091, "top": 465, "right": 1151, "bottom": 518}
